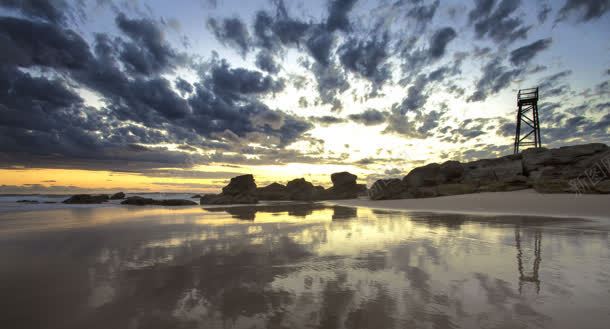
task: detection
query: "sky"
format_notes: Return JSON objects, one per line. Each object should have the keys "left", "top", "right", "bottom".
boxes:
{"left": 0, "top": 0, "right": 608, "bottom": 194}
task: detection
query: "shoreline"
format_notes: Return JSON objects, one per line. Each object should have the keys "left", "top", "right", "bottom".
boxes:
{"left": 327, "top": 189, "right": 610, "bottom": 221}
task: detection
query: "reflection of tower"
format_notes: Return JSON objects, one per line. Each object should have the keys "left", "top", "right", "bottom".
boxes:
{"left": 515, "top": 227, "right": 542, "bottom": 294}
{"left": 513, "top": 87, "right": 541, "bottom": 154}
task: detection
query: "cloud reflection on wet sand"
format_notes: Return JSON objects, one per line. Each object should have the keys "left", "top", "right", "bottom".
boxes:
{"left": 0, "top": 204, "right": 608, "bottom": 329}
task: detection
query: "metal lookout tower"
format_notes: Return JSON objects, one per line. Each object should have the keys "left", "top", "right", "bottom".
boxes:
{"left": 513, "top": 87, "right": 541, "bottom": 154}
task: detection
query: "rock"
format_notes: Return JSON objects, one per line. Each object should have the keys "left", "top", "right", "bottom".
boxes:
{"left": 121, "top": 196, "right": 196, "bottom": 206}
{"left": 595, "top": 180, "right": 610, "bottom": 194}
{"left": 438, "top": 161, "right": 464, "bottom": 183}
{"left": 286, "top": 178, "right": 321, "bottom": 201}
{"left": 110, "top": 192, "right": 125, "bottom": 200}
{"left": 436, "top": 183, "right": 477, "bottom": 196}
{"left": 331, "top": 172, "right": 357, "bottom": 187}
{"left": 63, "top": 194, "right": 109, "bottom": 204}
{"left": 17, "top": 200, "right": 39, "bottom": 203}
{"left": 403, "top": 163, "right": 441, "bottom": 188}
{"left": 412, "top": 186, "right": 438, "bottom": 198}
{"left": 256, "top": 183, "right": 289, "bottom": 200}
{"left": 478, "top": 175, "right": 530, "bottom": 192}
{"left": 462, "top": 154, "right": 523, "bottom": 186}
{"left": 201, "top": 174, "right": 259, "bottom": 204}
{"left": 369, "top": 179, "right": 409, "bottom": 200}
{"left": 522, "top": 143, "right": 608, "bottom": 173}
{"left": 191, "top": 194, "right": 202, "bottom": 198}
{"left": 222, "top": 174, "right": 257, "bottom": 196}
{"left": 325, "top": 171, "right": 361, "bottom": 200}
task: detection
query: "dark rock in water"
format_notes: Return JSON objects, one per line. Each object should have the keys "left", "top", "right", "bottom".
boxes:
{"left": 17, "top": 200, "right": 39, "bottom": 203}
{"left": 109, "top": 192, "right": 125, "bottom": 200}
{"left": 369, "top": 179, "right": 409, "bottom": 200}
{"left": 191, "top": 194, "right": 202, "bottom": 198}
{"left": 201, "top": 174, "right": 259, "bottom": 204}
{"left": 43, "top": 201, "right": 57, "bottom": 204}
{"left": 121, "top": 196, "right": 196, "bottom": 206}
{"left": 331, "top": 172, "right": 357, "bottom": 187}
{"left": 256, "top": 183, "right": 289, "bottom": 200}
{"left": 63, "top": 194, "right": 109, "bottom": 204}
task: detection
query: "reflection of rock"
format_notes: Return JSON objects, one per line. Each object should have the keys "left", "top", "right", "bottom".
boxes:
{"left": 63, "top": 194, "right": 109, "bottom": 204}
{"left": 331, "top": 206, "right": 357, "bottom": 220}
{"left": 200, "top": 174, "right": 259, "bottom": 204}
{"left": 17, "top": 200, "right": 39, "bottom": 203}
{"left": 109, "top": 192, "right": 125, "bottom": 200}
{"left": 203, "top": 202, "right": 328, "bottom": 220}
{"left": 121, "top": 196, "right": 197, "bottom": 206}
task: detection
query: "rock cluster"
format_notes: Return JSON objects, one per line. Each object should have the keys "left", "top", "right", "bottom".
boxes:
{"left": 200, "top": 174, "right": 259, "bottom": 205}
{"left": 121, "top": 196, "right": 197, "bottom": 206}
{"left": 202, "top": 172, "right": 366, "bottom": 204}
{"left": 110, "top": 192, "right": 125, "bottom": 200}
{"left": 63, "top": 194, "right": 110, "bottom": 204}
{"left": 369, "top": 143, "right": 610, "bottom": 200}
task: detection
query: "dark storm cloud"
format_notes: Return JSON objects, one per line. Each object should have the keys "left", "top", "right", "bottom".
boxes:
{"left": 0, "top": 16, "right": 92, "bottom": 69}
{"left": 556, "top": 0, "right": 610, "bottom": 22}
{"left": 338, "top": 32, "right": 392, "bottom": 88}
{"left": 469, "top": 0, "right": 531, "bottom": 44}
{"left": 305, "top": 27, "right": 335, "bottom": 66}
{"left": 467, "top": 57, "right": 523, "bottom": 102}
{"left": 0, "top": 0, "right": 68, "bottom": 24}
{"left": 0, "top": 12, "right": 315, "bottom": 170}
{"left": 207, "top": 17, "right": 250, "bottom": 56}
{"left": 326, "top": 0, "right": 358, "bottom": 32}
{"left": 175, "top": 77, "right": 193, "bottom": 96}
{"left": 312, "top": 62, "right": 350, "bottom": 107}
{"left": 255, "top": 50, "right": 280, "bottom": 73}
{"left": 115, "top": 13, "right": 181, "bottom": 75}
{"left": 407, "top": 0, "right": 440, "bottom": 31}
{"left": 537, "top": 3, "right": 552, "bottom": 23}
{"left": 348, "top": 109, "right": 387, "bottom": 126}
{"left": 509, "top": 38, "right": 552, "bottom": 66}
{"left": 428, "top": 27, "right": 457, "bottom": 59}
{"left": 309, "top": 115, "right": 346, "bottom": 126}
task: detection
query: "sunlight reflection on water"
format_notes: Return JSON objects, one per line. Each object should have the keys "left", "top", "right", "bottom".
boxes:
{"left": 0, "top": 204, "right": 608, "bottom": 329}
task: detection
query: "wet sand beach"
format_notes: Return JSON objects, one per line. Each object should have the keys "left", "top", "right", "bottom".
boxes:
{"left": 0, "top": 202, "right": 609, "bottom": 329}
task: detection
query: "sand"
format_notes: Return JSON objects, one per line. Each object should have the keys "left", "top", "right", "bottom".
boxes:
{"left": 329, "top": 189, "right": 610, "bottom": 220}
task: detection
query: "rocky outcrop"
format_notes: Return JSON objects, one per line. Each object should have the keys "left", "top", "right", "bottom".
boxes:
{"left": 256, "top": 183, "right": 289, "bottom": 200}
{"left": 200, "top": 174, "right": 259, "bottom": 205}
{"left": 369, "top": 143, "right": 610, "bottom": 199}
{"left": 110, "top": 192, "right": 125, "bottom": 200}
{"left": 121, "top": 196, "right": 197, "bottom": 206}
{"left": 63, "top": 194, "right": 109, "bottom": 204}
{"left": 286, "top": 178, "right": 324, "bottom": 201}
{"left": 190, "top": 194, "right": 202, "bottom": 198}
{"left": 324, "top": 172, "right": 365, "bottom": 200}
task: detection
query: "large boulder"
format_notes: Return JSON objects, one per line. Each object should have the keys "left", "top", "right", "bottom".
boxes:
{"left": 438, "top": 160, "right": 464, "bottom": 183}
{"left": 201, "top": 174, "right": 259, "bottom": 204}
{"left": 286, "top": 178, "right": 322, "bottom": 201}
{"left": 121, "top": 196, "right": 197, "bottom": 206}
{"left": 222, "top": 174, "right": 257, "bottom": 196}
{"left": 110, "top": 192, "right": 125, "bottom": 200}
{"left": 369, "top": 179, "right": 409, "bottom": 200}
{"left": 403, "top": 163, "right": 441, "bottom": 188}
{"left": 436, "top": 183, "right": 477, "bottom": 196}
{"left": 63, "top": 194, "right": 109, "bottom": 204}
{"left": 256, "top": 183, "right": 289, "bottom": 200}
{"left": 325, "top": 171, "right": 361, "bottom": 199}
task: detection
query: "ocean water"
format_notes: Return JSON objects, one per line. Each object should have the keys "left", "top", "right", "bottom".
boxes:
{"left": 0, "top": 203, "right": 608, "bottom": 329}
